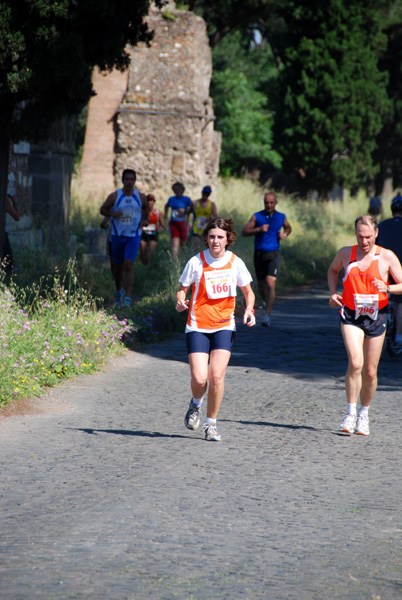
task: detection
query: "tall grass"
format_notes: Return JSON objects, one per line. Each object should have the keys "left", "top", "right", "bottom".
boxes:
{"left": 0, "top": 262, "right": 132, "bottom": 407}
{"left": 1, "top": 176, "right": 374, "bottom": 407}
{"left": 70, "top": 174, "right": 372, "bottom": 296}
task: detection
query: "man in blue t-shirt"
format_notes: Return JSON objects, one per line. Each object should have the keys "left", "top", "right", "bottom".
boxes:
{"left": 164, "top": 181, "right": 192, "bottom": 259}
{"left": 242, "top": 192, "right": 292, "bottom": 326}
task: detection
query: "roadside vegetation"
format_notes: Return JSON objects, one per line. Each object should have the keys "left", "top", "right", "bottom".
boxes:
{"left": 1, "top": 176, "right": 377, "bottom": 409}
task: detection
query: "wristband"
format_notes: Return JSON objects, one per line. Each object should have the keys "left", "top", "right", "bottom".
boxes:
{"left": 245, "top": 307, "right": 255, "bottom": 314}
{"left": 387, "top": 285, "right": 391, "bottom": 293}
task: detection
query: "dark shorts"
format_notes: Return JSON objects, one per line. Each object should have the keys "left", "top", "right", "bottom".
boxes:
{"left": 110, "top": 234, "right": 141, "bottom": 264}
{"left": 340, "top": 305, "right": 388, "bottom": 337}
{"left": 141, "top": 232, "right": 159, "bottom": 243}
{"left": 186, "top": 330, "right": 236, "bottom": 355}
{"left": 254, "top": 250, "right": 280, "bottom": 280}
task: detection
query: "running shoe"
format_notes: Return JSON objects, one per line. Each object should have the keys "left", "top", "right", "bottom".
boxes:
{"left": 338, "top": 413, "right": 357, "bottom": 434}
{"left": 115, "top": 290, "right": 123, "bottom": 309}
{"left": 204, "top": 423, "right": 221, "bottom": 442}
{"left": 261, "top": 314, "right": 271, "bottom": 327}
{"left": 123, "top": 296, "right": 132, "bottom": 308}
{"left": 184, "top": 401, "right": 202, "bottom": 430}
{"left": 355, "top": 414, "right": 370, "bottom": 436}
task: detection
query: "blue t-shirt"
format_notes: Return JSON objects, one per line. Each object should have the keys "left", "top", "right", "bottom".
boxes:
{"left": 166, "top": 195, "right": 192, "bottom": 222}
{"left": 254, "top": 210, "right": 286, "bottom": 251}
{"left": 377, "top": 217, "right": 402, "bottom": 261}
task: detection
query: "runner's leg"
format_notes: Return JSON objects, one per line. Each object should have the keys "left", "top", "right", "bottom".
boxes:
{"left": 206, "top": 349, "right": 231, "bottom": 419}
{"left": 123, "top": 259, "right": 135, "bottom": 297}
{"left": 360, "top": 333, "right": 386, "bottom": 407}
{"left": 147, "top": 239, "right": 158, "bottom": 265}
{"left": 188, "top": 352, "right": 209, "bottom": 400}
{"left": 341, "top": 324, "right": 365, "bottom": 405}
{"left": 265, "top": 275, "right": 277, "bottom": 314}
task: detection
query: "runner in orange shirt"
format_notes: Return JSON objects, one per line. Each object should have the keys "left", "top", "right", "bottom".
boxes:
{"left": 176, "top": 218, "right": 256, "bottom": 441}
{"left": 328, "top": 215, "right": 402, "bottom": 436}
{"left": 140, "top": 194, "right": 165, "bottom": 266}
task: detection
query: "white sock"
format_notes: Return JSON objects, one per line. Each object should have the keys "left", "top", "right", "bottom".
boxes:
{"left": 191, "top": 396, "right": 204, "bottom": 407}
{"left": 347, "top": 403, "right": 357, "bottom": 416}
{"left": 205, "top": 417, "right": 216, "bottom": 426}
{"left": 359, "top": 406, "right": 369, "bottom": 417}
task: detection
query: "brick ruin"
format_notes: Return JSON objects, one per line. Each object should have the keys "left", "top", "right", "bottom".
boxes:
{"left": 113, "top": 5, "right": 221, "bottom": 196}
{"left": 8, "top": 4, "right": 221, "bottom": 253}
{"left": 79, "top": 5, "right": 221, "bottom": 198}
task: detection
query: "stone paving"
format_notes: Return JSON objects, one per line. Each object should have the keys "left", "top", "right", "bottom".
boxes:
{"left": 1, "top": 289, "right": 402, "bottom": 600}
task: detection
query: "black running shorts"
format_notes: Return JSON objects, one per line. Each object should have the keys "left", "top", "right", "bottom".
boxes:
{"left": 254, "top": 250, "right": 280, "bottom": 280}
{"left": 340, "top": 305, "right": 388, "bottom": 337}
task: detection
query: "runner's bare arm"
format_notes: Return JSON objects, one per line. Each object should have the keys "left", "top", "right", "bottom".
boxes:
{"left": 158, "top": 210, "right": 165, "bottom": 231}
{"left": 384, "top": 248, "right": 402, "bottom": 285}
{"left": 242, "top": 214, "right": 267, "bottom": 236}
{"left": 240, "top": 284, "right": 256, "bottom": 327}
{"left": 328, "top": 248, "right": 348, "bottom": 307}
{"left": 211, "top": 201, "right": 218, "bottom": 219}
{"left": 373, "top": 278, "right": 402, "bottom": 294}
{"left": 279, "top": 217, "right": 292, "bottom": 240}
{"left": 164, "top": 201, "right": 169, "bottom": 220}
{"left": 176, "top": 285, "right": 191, "bottom": 312}
{"left": 100, "top": 191, "right": 120, "bottom": 218}
{"left": 140, "top": 193, "right": 149, "bottom": 226}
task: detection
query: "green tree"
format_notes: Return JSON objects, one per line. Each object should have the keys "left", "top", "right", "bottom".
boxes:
{"left": 273, "top": 0, "right": 391, "bottom": 195}
{"left": 0, "top": 0, "right": 155, "bottom": 258}
{"left": 211, "top": 30, "right": 281, "bottom": 175}
{"left": 187, "top": 0, "right": 282, "bottom": 48}
{"left": 212, "top": 68, "right": 281, "bottom": 175}
{"left": 375, "top": 2, "right": 402, "bottom": 191}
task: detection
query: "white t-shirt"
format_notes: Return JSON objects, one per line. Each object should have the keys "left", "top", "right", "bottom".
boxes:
{"left": 179, "top": 249, "right": 253, "bottom": 332}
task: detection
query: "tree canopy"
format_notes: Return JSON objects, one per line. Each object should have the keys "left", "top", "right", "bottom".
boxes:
{"left": 273, "top": 0, "right": 391, "bottom": 194}
{"left": 192, "top": 0, "right": 402, "bottom": 196}
{"left": 211, "top": 30, "right": 281, "bottom": 176}
{"left": 0, "top": 0, "right": 155, "bottom": 257}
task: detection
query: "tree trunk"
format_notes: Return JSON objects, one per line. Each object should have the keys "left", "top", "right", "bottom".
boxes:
{"left": 381, "top": 176, "right": 393, "bottom": 203}
{"left": 0, "top": 125, "right": 10, "bottom": 261}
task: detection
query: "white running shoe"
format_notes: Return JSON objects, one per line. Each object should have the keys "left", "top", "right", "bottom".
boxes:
{"left": 204, "top": 423, "right": 221, "bottom": 441}
{"left": 355, "top": 414, "right": 370, "bottom": 436}
{"left": 338, "top": 413, "right": 357, "bottom": 434}
{"left": 184, "top": 401, "right": 202, "bottom": 430}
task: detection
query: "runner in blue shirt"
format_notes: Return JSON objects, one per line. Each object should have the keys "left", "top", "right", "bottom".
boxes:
{"left": 242, "top": 192, "right": 291, "bottom": 326}
{"left": 100, "top": 169, "right": 148, "bottom": 309}
{"left": 164, "top": 181, "right": 192, "bottom": 259}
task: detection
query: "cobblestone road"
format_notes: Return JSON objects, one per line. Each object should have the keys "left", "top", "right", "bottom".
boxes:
{"left": 1, "top": 289, "right": 402, "bottom": 599}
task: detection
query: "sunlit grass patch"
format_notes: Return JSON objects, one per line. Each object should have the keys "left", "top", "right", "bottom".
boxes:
{"left": 0, "top": 263, "right": 131, "bottom": 407}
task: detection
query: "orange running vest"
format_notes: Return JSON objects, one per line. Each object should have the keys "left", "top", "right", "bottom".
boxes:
{"left": 342, "top": 245, "right": 388, "bottom": 311}
{"left": 142, "top": 208, "right": 161, "bottom": 232}
{"left": 187, "top": 251, "right": 237, "bottom": 330}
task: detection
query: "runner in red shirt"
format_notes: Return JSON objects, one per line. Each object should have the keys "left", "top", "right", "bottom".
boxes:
{"left": 140, "top": 194, "right": 165, "bottom": 266}
{"left": 328, "top": 215, "right": 402, "bottom": 436}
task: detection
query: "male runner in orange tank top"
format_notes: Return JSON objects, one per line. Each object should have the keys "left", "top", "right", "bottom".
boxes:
{"left": 328, "top": 215, "right": 402, "bottom": 436}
